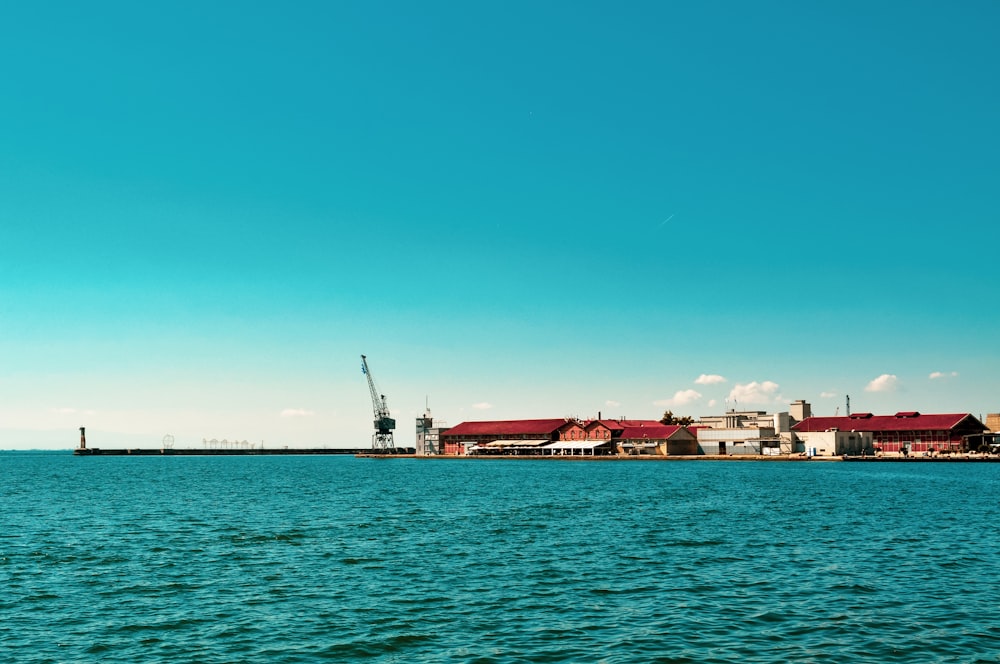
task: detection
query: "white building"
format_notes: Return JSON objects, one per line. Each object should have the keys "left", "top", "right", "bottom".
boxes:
{"left": 695, "top": 401, "right": 812, "bottom": 455}
{"left": 795, "top": 429, "right": 873, "bottom": 456}
{"left": 415, "top": 410, "right": 448, "bottom": 456}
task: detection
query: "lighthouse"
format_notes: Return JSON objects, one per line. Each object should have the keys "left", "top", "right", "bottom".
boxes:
{"left": 79, "top": 427, "right": 86, "bottom": 450}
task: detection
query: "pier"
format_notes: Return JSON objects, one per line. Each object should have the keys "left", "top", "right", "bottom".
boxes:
{"left": 74, "top": 447, "right": 367, "bottom": 456}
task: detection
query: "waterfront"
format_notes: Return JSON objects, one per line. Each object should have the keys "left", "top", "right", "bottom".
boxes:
{"left": 3, "top": 452, "right": 1000, "bottom": 662}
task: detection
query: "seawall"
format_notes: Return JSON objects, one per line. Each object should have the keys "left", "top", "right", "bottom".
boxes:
{"left": 74, "top": 448, "right": 366, "bottom": 456}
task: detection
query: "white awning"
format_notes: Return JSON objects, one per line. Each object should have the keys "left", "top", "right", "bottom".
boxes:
{"left": 544, "top": 440, "right": 605, "bottom": 450}
{"left": 485, "top": 439, "right": 551, "bottom": 447}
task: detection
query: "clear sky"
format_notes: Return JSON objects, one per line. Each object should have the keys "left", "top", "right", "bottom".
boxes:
{"left": 2, "top": 1, "right": 998, "bottom": 449}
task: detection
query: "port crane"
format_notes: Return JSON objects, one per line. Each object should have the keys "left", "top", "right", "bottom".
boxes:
{"left": 361, "top": 354, "right": 396, "bottom": 452}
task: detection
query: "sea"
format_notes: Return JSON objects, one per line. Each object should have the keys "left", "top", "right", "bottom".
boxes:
{"left": 2, "top": 452, "right": 999, "bottom": 663}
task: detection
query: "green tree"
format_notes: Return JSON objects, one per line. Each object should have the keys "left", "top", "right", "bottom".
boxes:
{"left": 660, "top": 410, "right": 694, "bottom": 426}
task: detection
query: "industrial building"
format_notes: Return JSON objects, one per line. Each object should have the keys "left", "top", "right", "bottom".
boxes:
{"left": 693, "top": 401, "right": 809, "bottom": 455}
{"left": 792, "top": 412, "right": 988, "bottom": 455}
{"left": 430, "top": 404, "right": 994, "bottom": 458}
{"left": 793, "top": 429, "right": 874, "bottom": 457}
{"left": 617, "top": 424, "right": 698, "bottom": 455}
{"left": 415, "top": 409, "right": 449, "bottom": 456}
{"left": 441, "top": 419, "right": 590, "bottom": 456}
{"left": 440, "top": 418, "right": 690, "bottom": 456}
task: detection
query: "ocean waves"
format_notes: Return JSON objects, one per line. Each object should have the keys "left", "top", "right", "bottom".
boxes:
{"left": 3, "top": 454, "right": 1000, "bottom": 662}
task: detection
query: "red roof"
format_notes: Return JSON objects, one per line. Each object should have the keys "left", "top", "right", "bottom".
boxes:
{"left": 597, "top": 419, "right": 660, "bottom": 429}
{"left": 618, "top": 424, "right": 690, "bottom": 440}
{"left": 792, "top": 413, "right": 983, "bottom": 433}
{"left": 442, "top": 419, "right": 571, "bottom": 437}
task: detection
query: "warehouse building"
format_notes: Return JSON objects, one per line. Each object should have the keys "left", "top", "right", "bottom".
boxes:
{"left": 694, "top": 408, "right": 794, "bottom": 455}
{"left": 440, "top": 417, "right": 696, "bottom": 456}
{"left": 617, "top": 424, "right": 698, "bottom": 455}
{"left": 791, "top": 412, "right": 987, "bottom": 455}
{"left": 441, "top": 418, "right": 609, "bottom": 456}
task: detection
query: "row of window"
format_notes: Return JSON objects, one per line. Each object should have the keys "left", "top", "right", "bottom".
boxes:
{"left": 563, "top": 429, "right": 611, "bottom": 440}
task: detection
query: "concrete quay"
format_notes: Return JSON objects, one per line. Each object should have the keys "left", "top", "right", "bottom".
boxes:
{"left": 358, "top": 453, "right": 1000, "bottom": 462}
{"left": 75, "top": 447, "right": 365, "bottom": 456}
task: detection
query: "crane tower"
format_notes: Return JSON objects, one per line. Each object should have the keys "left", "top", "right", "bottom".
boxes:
{"left": 361, "top": 354, "right": 396, "bottom": 452}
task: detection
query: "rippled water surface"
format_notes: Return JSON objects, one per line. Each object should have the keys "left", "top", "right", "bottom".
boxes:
{"left": 3, "top": 452, "right": 1000, "bottom": 662}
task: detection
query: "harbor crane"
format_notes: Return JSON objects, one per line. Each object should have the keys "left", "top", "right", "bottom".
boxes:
{"left": 361, "top": 354, "right": 396, "bottom": 452}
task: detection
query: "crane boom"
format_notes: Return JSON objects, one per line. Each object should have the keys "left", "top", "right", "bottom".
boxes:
{"left": 361, "top": 354, "right": 395, "bottom": 452}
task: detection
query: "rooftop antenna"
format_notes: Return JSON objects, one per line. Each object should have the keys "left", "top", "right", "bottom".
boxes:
{"left": 846, "top": 394, "right": 851, "bottom": 417}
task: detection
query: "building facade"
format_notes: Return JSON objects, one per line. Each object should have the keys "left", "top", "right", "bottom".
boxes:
{"left": 415, "top": 410, "right": 449, "bottom": 456}
{"left": 792, "top": 412, "right": 987, "bottom": 455}
{"left": 794, "top": 429, "right": 874, "bottom": 456}
{"left": 617, "top": 424, "right": 698, "bottom": 455}
{"left": 440, "top": 419, "right": 591, "bottom": 455}
{"left": 439, "top": 418, "right": 692, "bottom": 456}
{"left": 694, "top": 403, "right": 807, "bottom": 455}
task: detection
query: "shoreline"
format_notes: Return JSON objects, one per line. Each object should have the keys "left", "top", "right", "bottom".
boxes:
{"left": 73, "top": 447, "right": 366, "bottom": 456}
{"left": 62, "top": 449, "right": 1000, "bottom": 462}
{"left": 356, "top": 453, "right": 1000, "bottom": 462}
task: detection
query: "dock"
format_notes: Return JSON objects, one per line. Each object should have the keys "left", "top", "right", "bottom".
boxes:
{"left": 74, "top": 447, "right": 367, "bottom": 456}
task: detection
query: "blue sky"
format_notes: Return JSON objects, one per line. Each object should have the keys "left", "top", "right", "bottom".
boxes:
{"left": 2, "top": 1, "right": 998, "bottom": 449}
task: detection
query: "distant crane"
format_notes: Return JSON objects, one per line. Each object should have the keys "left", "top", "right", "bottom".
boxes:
{"left": 361, "top": 354, "right": 396, "bottom": 452}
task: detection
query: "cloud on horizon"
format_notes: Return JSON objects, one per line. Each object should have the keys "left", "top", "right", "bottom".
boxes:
{"left": 728, "top": 381, "right": 780, "bottom": 405}
{"left": 51, "top": 407, "right": 96, "bottom": 416}
{"left": 865, "top": 374, "right": 899, "bottom": 392}
{"left": 605, "top": 400, "right": 621, "bottom": 408}
{"left": 472, "top": 402, "right": 494, "bottom": 410}
{"left": 280, "top": 408, "right": 315, "bottom": 418}
{"left": 654, "top": 389, "right": 703, "bottom": 408}
{"left": 929, "top": 371, "right": 959, "bottom": 380}
{"left": 820, "top": 391, "right": 837, "bottom": 399}
{"left": 695, "top": 374, "right": 727, "bottom": 385}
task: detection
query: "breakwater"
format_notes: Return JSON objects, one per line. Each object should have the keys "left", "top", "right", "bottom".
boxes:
{"left": 74, "top": 447, "right": 367, "bottom": 456}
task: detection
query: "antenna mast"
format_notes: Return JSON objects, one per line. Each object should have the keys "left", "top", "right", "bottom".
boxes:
{"left": 361, "top": 354, "right": 396, "bottom": 452}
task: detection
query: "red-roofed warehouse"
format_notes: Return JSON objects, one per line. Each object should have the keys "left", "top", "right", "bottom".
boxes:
{"left": 792, "top": 412, "right": 987, "bottom": 455}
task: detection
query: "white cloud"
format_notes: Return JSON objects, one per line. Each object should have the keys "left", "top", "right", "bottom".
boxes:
{"left": 865, "top": 374, "right": 899, "bottom": 393}
{"left": 674, "top": 389, "right": 703, "bottom": 405}
{"left": 728, "top": 381, "right": 780, "bottom": 405}
{"left": 820, "top": 391, "right": 837, "bottom": 399}
{"left": 605, "top": 400, "right": 621, "bottom": 408}
{"left": 280, "top": 408, "right": 315, "bottom": 418}
{"left": 654, "top": 389, "right": 703, "bottom": 407}
{"left": 708, "top": 399, "right": 717, "bottom": 408}
{"left": 472, "top": 402, "right": 493, "bottom": 410}
{"left": 929, "top": 371, "right": 959, "bottom": 380}
{"left": 695, "top": 374, "right": 727, "bottom": 385}
{"left": 52, "top": 407, "right": 96, "bottom": 416}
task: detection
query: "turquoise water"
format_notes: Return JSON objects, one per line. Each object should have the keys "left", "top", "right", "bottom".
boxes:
{"left": 3, "top": 453, "right": 1000, "bottom": 663}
